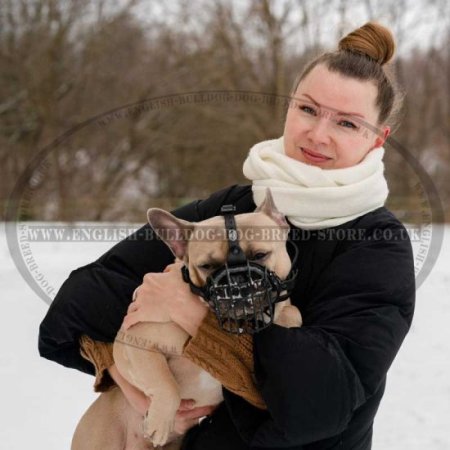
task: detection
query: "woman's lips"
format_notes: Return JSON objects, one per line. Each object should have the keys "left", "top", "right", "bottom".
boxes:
{"left": 300, "top": 147, "right": 332, "bottom": 163}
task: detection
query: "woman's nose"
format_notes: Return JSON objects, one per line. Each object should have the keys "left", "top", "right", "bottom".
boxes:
{"left": 307, "top": 116, "right": 331, "bottom": 145}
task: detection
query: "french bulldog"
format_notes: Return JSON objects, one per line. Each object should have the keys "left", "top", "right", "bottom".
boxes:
{"left": 71, "top": 190, "right": 302, "bottom": 450}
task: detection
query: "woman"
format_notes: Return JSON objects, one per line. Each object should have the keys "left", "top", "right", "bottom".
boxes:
{"left": 39, "top": 22, "right": 415, "bottom": 449}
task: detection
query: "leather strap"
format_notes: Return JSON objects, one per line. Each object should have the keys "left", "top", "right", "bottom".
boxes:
{"left": 220, "top": 205, "right": 247, "bottom": 265}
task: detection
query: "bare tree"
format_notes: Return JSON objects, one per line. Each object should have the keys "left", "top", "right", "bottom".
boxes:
{"left": 2, "top": 0, "right": 448, "bottom": 221}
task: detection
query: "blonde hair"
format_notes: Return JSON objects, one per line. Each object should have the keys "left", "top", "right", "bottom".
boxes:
{"left": 293, "top": 22, "right": 403, "bottom": 129}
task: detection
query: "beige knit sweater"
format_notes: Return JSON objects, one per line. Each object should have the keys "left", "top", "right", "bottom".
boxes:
{"left": 80, "top": 310, "right": 266, "bottom": 410}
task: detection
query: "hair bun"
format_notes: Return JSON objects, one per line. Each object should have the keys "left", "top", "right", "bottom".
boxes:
{"left": 339, "top": 22, "right": 395, "bottom": 65}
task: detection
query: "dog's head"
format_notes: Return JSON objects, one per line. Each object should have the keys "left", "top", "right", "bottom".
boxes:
{"left": 147, "top": 189, "right": 294, "bottom": 331}
{"left": 148, "top": 190, "right": 290, "bottom": 283}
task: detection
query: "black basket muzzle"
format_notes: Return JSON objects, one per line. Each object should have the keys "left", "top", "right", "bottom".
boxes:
{"left": 181, "top": 205, "right": 298, "bottom": 335}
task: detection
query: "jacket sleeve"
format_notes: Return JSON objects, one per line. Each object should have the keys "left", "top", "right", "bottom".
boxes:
{"left": 38, "top": 185, "right": 252, "bottom": 374}
{"left": 235, "top": 220, "right": 415, "bottom": 447}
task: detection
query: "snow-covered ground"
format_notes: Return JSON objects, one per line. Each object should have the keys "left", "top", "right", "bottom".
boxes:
{"left": 1, "top": 222, "right": 449, "bottom": 449}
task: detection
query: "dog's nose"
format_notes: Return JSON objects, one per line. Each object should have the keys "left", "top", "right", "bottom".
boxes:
{"left": 234, "top": 273, "right": 247, "bottom": 283}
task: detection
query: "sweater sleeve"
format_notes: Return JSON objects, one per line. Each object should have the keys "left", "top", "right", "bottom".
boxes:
{"left": 183, "top": 310, "right": 266, "bottom": 410}
{"left": 79, "top": 335, "right": 115, "bottom": 392}
{"left": 77, "top": 312, "right": 266, "bottom": 409}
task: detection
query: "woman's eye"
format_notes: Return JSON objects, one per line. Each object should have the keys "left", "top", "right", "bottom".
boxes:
{"left": 299, "top": 105, "right": 316, "bottom": 115}
{"left": 338, "top": 120, "right": 357, "bottom": 129}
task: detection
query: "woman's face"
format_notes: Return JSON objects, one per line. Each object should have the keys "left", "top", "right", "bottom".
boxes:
{"left": 283, "top": 64, "right": 390, "bottom": 169}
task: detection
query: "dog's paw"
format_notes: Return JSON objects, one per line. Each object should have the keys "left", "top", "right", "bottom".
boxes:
{"left": 274, "top": 305, "right": 302, "bottom": 328}
{"left": 143, "top": 409, "right": 175, "bottom": 447}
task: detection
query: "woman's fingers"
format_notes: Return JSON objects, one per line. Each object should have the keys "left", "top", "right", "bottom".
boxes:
{"left": 164, "top": 261, "right": 183, "bottom": 273}
{"left": 127, "top": 302, "right": 138, "bottom": 313}
{"left": 122, "top": 313, "right": 137, "bottom": 331}
{"left": 178, "top": 399, "right": 196, "bottom": 411}
{"left": 173, "top": 404, "right": 216, "bottom": 435}
{"left": 176, "top": 404, "right": 216, "bottom": 420}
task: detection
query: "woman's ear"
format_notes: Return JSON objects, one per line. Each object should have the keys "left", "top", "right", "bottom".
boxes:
{"left": 373, "top": 125, "right": 391, "bottom": 148}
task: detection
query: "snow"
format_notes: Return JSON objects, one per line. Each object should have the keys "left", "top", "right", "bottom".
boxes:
{"left": 1, "top": 222, "right": 449, "bottom": 449}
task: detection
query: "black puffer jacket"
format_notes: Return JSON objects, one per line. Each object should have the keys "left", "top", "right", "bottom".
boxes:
{"left": 38, "top": 184, "right": 415, "bottom": 449}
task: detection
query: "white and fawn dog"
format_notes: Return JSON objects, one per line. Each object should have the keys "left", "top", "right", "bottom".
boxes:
{"left": 71, "top": 191, "right": 302, "bottom": 450}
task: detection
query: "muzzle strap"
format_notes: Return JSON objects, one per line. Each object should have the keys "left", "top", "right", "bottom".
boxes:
{"left": 220, "top": 204, "right": 247, "bottom": 266}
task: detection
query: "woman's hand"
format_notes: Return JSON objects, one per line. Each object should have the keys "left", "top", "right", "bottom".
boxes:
{"left": 173, "top": 401, "right": 217, "bottom": 435}
{"left": 122, "top": 262, "right": 208, "bottom": 336}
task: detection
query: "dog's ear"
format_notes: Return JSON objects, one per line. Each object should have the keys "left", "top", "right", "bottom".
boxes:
{"left": 255, "top": 188, "right": 288, "bottom": 227}
{"left": 147, "top": 208, "right": 194, "bottom": 259}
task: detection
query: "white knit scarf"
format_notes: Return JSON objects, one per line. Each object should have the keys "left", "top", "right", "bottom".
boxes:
{"left": 242, "top": 137, "right": 388, "bottom": 230}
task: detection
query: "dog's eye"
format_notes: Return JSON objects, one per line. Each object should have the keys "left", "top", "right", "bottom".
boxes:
{"left": 252, "top": 252, "right": 269, "bottom": 261}
{"left": 198, "top": 263, "right": 215, "bottom": 271}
